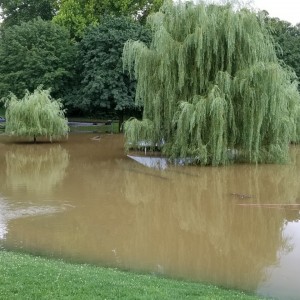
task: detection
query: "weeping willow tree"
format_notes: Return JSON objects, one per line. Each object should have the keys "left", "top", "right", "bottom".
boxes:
{"left": 123, "top": 0, "right": 300, "bottom": 165}
{"left": 4, "top": 86, "right": 69, "bottom": 142}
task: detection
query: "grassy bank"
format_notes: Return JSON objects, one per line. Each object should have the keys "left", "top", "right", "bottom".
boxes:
{"left": 0, "top": 251, "right": 268, "bottom": 300}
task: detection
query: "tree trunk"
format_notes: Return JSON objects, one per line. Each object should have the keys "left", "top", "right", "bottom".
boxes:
{"left": 118, "top": 110, "right": 124, "bottom": 133}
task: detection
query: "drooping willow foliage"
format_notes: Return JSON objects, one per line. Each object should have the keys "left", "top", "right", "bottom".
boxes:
{"left": 4, "top": 86, "right": 69, "bottom": 142}
{"left": 123, "top": 0, "right": 300, "bottom": 165}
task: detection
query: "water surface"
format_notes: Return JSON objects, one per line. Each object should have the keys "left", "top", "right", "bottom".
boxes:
{"left": 0, "top": 133, "right": 299, "bottom": 299}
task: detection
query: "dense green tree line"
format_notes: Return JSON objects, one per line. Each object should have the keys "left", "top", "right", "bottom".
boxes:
{"left": 0, "top": 18, "right": 75, "bottom": 99}
{"left": 263, "top": 13, "right": 300, "bottom": 82}
{"left": 0, "top": 0, "right": 163, "bottom": 118}
{"left": 53, "top": 0, "right": 163, "bottom": 39}
{"left": 0, "top": 0, "right": 58, "bottom": 28}
{"left": 0, "top": 0, "right": 299, "bottom": 132}
{"left": 68, "top": 16, "right": 151, "bottom": 121}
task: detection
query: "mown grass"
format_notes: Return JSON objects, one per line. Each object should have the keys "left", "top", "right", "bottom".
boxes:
{"left": 0, "top": 251, "right": 269, "bottom": 300}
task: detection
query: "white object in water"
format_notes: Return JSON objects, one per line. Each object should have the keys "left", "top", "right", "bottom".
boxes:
{"left": 127, "top": 155, "right": 168, "bottom": 170}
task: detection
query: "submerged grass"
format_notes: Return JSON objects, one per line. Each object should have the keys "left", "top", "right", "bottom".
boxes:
{"left": 0, "top": 251, "right": 269, "bottom": 300}
{"left": 69, "top": 122, "right": 119, "bottom": 134}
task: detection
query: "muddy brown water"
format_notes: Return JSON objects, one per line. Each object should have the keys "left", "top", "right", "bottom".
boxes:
{"left": 0, "top": 133, "right": 300, "bottom": 299}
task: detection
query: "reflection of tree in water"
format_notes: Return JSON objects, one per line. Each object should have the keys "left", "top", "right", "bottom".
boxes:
{"left": 168, "top": 168, "right": 294, "bottom": 289}
{"left": 121, "top": 147, "right": 300, "bottom": 291}
{"left": 0, "top": 141, "right": 69, "bottom": 241}
{"left": 5, "top": 145, "right": 69, "bottom": 195}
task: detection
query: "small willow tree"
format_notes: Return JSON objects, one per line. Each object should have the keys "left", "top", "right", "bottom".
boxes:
{"left": 4, "top": 87, "right": 69, "bottom": 142}
{"left": 123, "top": 1, "right": 300, "bottom": 165}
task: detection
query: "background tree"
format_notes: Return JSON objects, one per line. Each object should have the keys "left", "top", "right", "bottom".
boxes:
{"left": 52, "top": 0, "right": 97, "bottom": 39}
{"left": 4, "top": 87, "right": 68, "bottom": 142}
{"left": 123, "top": 1, "right": 300, "bottom": 165}
{"left": 53, "top": 0, "right": 163, "bottom": 39}
{"left": 0, "top": 18, "right": 76, "bottom": 100}
{"left": 0, "top": 0, "right": 58, "bottom": 28}
{"left": 264, "top": 14, "right": 300, "bottom": 83}
{"left": 69, "top": 16, "right": 151, "bottom": 125}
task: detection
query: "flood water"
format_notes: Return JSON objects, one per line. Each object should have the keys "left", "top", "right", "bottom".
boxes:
{"left": 0, "top": 133, "right": 300, "bottom": 299}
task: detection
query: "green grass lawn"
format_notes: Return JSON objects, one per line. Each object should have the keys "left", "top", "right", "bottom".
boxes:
{"left": 0, "top": 251, "right": 269, "bottom": 300}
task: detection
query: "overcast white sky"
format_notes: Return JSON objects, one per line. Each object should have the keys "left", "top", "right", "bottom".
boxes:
{"left": 253, "top": 0, "right": 300, "bottom": 25}
{"left": 0, "top": 1, "right": 298, "bottom": 25}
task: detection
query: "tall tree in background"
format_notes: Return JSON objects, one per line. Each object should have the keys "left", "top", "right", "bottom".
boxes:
{"left": 123, "top": 1, "right": 300, "bottom": 165}
{"left": 0, "top": 0, "right": 58, "bottom": 27}
{"left": 52, "top": 0, "right": 97, "bottom": 39}
{"left": 70, "top": 16, "right": 151, "bottom": 124}
{"left": 264, "top": 13, "right": 300, "bottom": 82}
{"left": 0, "top": 18, "right": 76, "bottom": 100}
{"left": 53, "top": 0, "right": 163, "bottom": 39}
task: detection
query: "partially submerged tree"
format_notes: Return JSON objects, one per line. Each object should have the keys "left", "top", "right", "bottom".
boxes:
{"left": 4, "top": 87, "right": 69, "bottom": 142}
{"left": 123, "top": 1, "right": 300, "bottom": 165}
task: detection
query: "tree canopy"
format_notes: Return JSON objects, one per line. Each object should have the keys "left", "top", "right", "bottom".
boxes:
{"left": 70, "top": 16, "right": 151, "bottom": 117}
{"left": 264, "top": 15, "right": 300, "bottom": 83}
{"left": 52, "top": 0, "right": 97, "bottom": 39}
{"left": 53, "top": 0, "right": 163, "bottom": 39}
{"left": 0, "top": 18, "right": 76, "bottom": 99}
{"left": 123, "top": 1, "right": 300, "bottom": 165}
{"left": 0, "top": 0, "right": 58, "bottom": 28}
{"left": 4, "top": 87, "right": 68, "bottom": 142}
